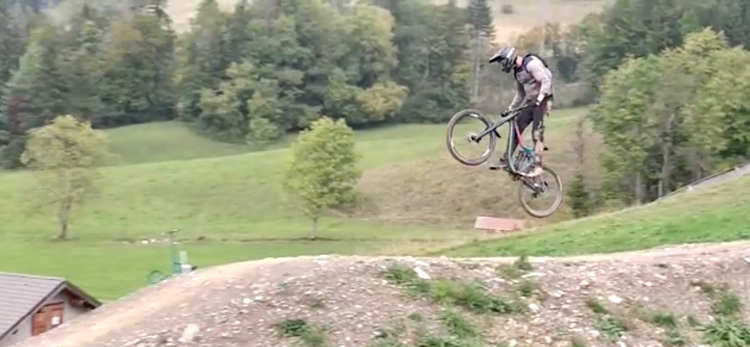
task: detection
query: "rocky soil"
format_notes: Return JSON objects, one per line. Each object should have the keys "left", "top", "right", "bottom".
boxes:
{"left": 15, "top": 241, "right": 750, "bottom": 347}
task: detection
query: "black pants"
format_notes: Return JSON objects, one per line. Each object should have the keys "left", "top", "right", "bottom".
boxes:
{"left": 509, "top": 96, "right": 552, "bottom": 165}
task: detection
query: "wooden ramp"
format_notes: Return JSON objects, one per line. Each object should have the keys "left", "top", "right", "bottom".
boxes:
{"left": 474, "top": 216, "right": 525, "bottom": 233}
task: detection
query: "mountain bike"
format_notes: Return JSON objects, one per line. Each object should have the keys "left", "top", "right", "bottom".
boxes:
{"left": 445, "top": 104, "right": 564, "bottom": 218}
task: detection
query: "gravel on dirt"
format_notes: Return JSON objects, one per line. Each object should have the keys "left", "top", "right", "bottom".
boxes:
{"left": 14, "top": 241, "right": 750, "bottom": 347}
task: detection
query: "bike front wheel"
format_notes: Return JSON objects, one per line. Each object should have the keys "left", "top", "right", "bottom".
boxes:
{"left": 445, "top": 109, "right": 497, "bottom": 166}
{"left": 517, "top": 165, "right": 564, "bottom": 218}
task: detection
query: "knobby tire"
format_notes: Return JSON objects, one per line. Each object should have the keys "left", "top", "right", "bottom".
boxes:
{"left": 517, "top": 165, "right": 564, "bottom": 218}
{"left": 445, "top": 109, "right": 496, "bottom": 166}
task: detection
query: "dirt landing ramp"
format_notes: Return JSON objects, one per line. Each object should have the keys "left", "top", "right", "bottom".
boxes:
{"left": 15, "top": 241, "right": 750, "bottom": 347}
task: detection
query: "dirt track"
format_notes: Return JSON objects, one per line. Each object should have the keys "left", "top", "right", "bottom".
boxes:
{"left": 14, "top": 240, "right": 750, "bottom": 347}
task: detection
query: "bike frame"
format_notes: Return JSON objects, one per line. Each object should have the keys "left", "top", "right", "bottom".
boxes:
{"left": 472, "top": 104, "right": 536, "bottom": 174}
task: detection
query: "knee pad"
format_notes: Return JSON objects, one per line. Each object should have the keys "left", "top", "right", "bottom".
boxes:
{"left": 532, "top": 129, "right": 544, "bottom": 142}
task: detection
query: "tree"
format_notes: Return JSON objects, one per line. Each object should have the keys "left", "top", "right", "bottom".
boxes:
{"left": 175, "top": 0, "right": 229, "bottom": 122}
{"left": 99, "top": 12, "right": 176, "bottom": 126}
{"left": 332, "top": 4, "right": 407, "bottom": 125}
{"left": 578, "top": 0, "right": 683, "bottom": 93}
{"left": 20, "top": 115, "right": 110, "bottom": 240}
{"left": 371, "top": 0, "right": 471, "bottom": 123}
{"left": 590, "top": 28, "right": 750, "bottom": 204}
{"left": 590, "top": 55, "right": 661, "bottom": 204}
{"left": 567, "top": 174, "right": 591, "bottom": 217}
{"left": 283, "top": 117, "right": 361, "bottom": 239}
{"left": 466, "top": 0, "right": 493, "bottom": 103}
{"left": 1, "top": 26, "right": 70, "bottom": 168}
{"left": 6, "top": 26, "right": 69, "bottom": 132}
{"left": 567, "top": 116, "right": 592, "bottom": 217}
{"left": 224, "top": 0, "right": 252, "bottom": 63}
{"left": 467, "top": 0, "right": 493, "bottom": 40}
{"left": 198, "top": 60, "right": 285, "bottom": 142}
{"left": 0, "top": 0, "right": 23, "bottom": 92}
{"left": 58, "top": 19, "right": 105, "bottom": 122}
{"left": 556, "top": 13, "right": 603, "bottom": 84}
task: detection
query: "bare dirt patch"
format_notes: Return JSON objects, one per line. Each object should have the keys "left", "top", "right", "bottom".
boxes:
{"left": 14, "top": 241, "right": 750, "bottom": 347}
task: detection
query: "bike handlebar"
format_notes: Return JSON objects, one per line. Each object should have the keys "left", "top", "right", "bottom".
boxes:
{"left": 500, "top": 103, "right": 536, "bottom": 117}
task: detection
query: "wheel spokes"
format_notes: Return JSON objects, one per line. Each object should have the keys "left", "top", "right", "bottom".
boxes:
{"left": 520, "top": 169, "right": 562, "bottom": 215}
{"left": 450, "top": 114, "right": 490, "bottom": 162}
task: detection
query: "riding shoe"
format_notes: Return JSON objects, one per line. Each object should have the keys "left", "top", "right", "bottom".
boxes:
{"left": 490, "top": 158, "right": 543, "bottom": 177}
{"left": 489, "top": 157, "right": 508, "bottom": 171}
{"left": 521, "top": 164, "right": 544, "bottom": 178}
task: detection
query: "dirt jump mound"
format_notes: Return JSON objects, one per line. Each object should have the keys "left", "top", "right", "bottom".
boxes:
{"left": 15, "top": 242, "right": 750, "bottom": 347}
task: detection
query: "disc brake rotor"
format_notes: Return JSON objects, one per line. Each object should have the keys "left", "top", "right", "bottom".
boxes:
{"left": 529, "top": 179, "right": 549, "bottom": 199}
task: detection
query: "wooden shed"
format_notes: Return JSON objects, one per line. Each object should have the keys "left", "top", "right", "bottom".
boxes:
{"left": 0, "top": 272, "right": 100, "bottom": 346}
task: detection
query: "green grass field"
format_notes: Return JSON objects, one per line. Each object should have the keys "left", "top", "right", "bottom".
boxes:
{"left": 5, "top": 105, "right": 746, "bottom": 302}
{"left": 0, "top": 107, "right": 588, "bottom": 300}
{"left": 104, "top": 122, "right": 253, "bottom": 165}
{"left": 103, "top": 120, "right": 466, "bottom": 165}
{"left": 439, "top": 174, "right": 750, "bottom": 257}
{"left": 10, "top": 0, "right": 744, "bottom": 313}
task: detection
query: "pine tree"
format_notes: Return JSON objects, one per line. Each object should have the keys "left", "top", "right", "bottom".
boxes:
{"left": 466, "top": 0, "right": 493, "bottom": 103}
{"left": 99, "top": 13, "right": 176, "bottom": 125}
{"left": 0, "top": 0, "right": 14, "bottom": 154}
{"left": 175, "top": 0, "right": 228, "bottom": 122}
{"left": 224, "top": 0, "right": 251, "bottom": 64}
{"left": 0, "top": 0, "right": 21, "bottom": 163}
{"left": 436, "top": 0, "right": 471, "bottom": 111}
{"left": 567, "top": 173, "right": 592, "bottom": 217}
{"left": 1, "top": 25, "right": 69, "bottom": 167}
{"left": 7, "top": 26, "right": 69, "bottom": 131}
{"left": 467, "top": 0, "right": 494, "bottom": 40}
{"left": 0, "top": 0, "right": 23, "bottom": 99}
{"left": 60, "top": 19, "right": 104, "bottom": 122}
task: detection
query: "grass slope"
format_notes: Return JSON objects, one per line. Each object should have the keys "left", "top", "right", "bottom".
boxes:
{"left": 0, "top": 107, "right": 588, "bottom": 300}
{"left": 441, "top": 174, "right": 750, "bottom": 257}
{"left": 357, "top": 109, "right": 601, "bottom": 225}
{"left": 3, "top": 125, "right": 447, "bottom": 241}
{"left": 102, "top": 121, "right": 470, "bottom": 165}
{"left": 104, "top": 122, "right": 252, "bottom": 165}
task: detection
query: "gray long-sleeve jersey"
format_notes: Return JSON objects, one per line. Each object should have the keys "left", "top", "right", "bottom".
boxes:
{"left": 508, "top": 56, "right": 554, "bottom": 109}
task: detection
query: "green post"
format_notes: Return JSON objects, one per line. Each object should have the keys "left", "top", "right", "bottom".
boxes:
{"left": 166, "top": 229, "right": 181, "bottom": 274}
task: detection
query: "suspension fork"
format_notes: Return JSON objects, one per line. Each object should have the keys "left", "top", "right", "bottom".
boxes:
{"left": 505, "top": 119, "right": 522, "bottom": 173}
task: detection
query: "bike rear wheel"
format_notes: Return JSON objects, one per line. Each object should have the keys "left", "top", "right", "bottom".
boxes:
{"left": 517, "top": 165, "right": 564, "bottom": 218}
{"left": 445, "top": 109, "right": 497, "bottom": 166}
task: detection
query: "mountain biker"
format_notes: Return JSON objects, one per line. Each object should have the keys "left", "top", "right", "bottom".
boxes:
{"left": 487, "top": 46, "right": 554, "bottom": 178}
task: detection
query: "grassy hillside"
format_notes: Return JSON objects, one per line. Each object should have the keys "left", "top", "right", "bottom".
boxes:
{"left": 166, "top": 0, "right": 609, "bottom": 42}
{"left": 5, "top": 105, "right": 749, "bottom": 301}
{"left": 100, "top": 107, "right": 597, "bottom": 226}
{"left": 102, "top": 120, "right": 491, "bottom": 165}
{"left": 440, "top": 174, "right": 750, "bottom": 257}
{"left": 65, "top": 107, "right": 593, "bottom": 235}
{"left": 357, "top": 110, "right": 601, "bottom": 225}
{"left": 0, "top": 107, "right": 589, "bottom": 299}
{"left": 104, "top": 122, "right": 253, "bottom": 165}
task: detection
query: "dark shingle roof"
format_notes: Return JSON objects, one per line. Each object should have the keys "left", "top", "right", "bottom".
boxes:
{"left": 0, "top": 272, "right": 64, "bottom": 338}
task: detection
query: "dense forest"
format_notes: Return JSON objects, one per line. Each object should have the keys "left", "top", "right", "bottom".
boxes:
{"left": 1, "top": 0, "right": 750, "bottom": 209}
